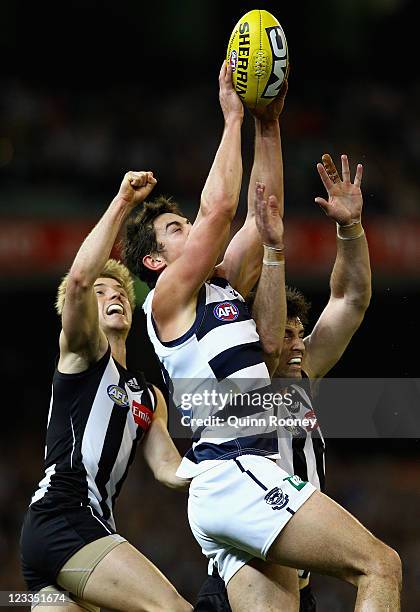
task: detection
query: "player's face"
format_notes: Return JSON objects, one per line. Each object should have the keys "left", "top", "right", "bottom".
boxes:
{"left": 94, "top": 277, "right": 132, "bottom": 334}
{"left": 275, "top": 318, "right": 306, "bottom": 379}
{"left": 153, "top": 213, "right": 191, "bottom": 264}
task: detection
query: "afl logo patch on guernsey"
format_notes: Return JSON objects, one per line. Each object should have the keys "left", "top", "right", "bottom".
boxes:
{"left": 132, "top": 400, "right": 153, "bottom": 431}
{"left": 107, "top": 385, "right": 129, "bottom": 407}
{"left": 213, "top": 301, "right": 239, "bottom": 322}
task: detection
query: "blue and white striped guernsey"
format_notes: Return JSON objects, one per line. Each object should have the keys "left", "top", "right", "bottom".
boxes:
{"left": 143, "top": 277, "right": 279, "bottom": 477}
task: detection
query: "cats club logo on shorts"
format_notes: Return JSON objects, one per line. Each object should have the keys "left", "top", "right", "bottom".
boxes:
{"left": 213, "top": 301, "right": 239, "bottom": 322}
{"left": 264, "top": 486, "right": 289, "bottom": 510}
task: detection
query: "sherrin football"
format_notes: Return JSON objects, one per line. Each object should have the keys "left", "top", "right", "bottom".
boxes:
{"left": 226, "top": 9, "right": 289, "bottom": 111}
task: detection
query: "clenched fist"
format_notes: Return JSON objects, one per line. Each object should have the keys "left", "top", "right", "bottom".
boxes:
{"left": 117, "top": 171, "right": 157, "bottom": 208}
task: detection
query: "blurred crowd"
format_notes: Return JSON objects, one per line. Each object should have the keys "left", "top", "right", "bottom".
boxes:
{"left": 1, "top": 75, "right": 420, "bottom": 220}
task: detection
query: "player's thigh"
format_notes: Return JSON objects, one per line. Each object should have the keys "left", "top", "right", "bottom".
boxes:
{"left": 35, "top": 606, "right": 85, "bottom": 612}
{"left": 65, "top": 540, "right": 191, "bottom": 612}
{"left": 267, "top": 490, "right": 384, "bottom": 582}
{"left": 227, "top": 558, "right": 299, "bottom": 612}
{"left": 32, "top": 585, "right": 96, "bottom": 612}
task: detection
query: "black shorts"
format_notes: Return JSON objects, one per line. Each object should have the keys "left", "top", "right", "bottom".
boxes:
{"left": 194, "top": 575, "right": 317, "bottom": 612}
{"left": 20, "top": 502, "right": 115, "bottom": 592}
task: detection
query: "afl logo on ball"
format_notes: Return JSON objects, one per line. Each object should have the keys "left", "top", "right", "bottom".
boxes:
{"left": 229, "top": 49, "right": 238, "bottom": 72}
{"left": 213, "top": 301, "right": 239, "bottom": 322}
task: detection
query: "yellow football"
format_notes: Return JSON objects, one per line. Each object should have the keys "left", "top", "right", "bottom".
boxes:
{"left": 226, "top": 9, "right": 289, "bottom": 111}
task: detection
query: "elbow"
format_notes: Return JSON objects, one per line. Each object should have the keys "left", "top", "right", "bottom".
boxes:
{"left": 154, "top": 463, "right": 176, "bottom": 489}
{"left": 67, "top": 267, "right": 92, "bottom": 294}
{"left": 346, "top": 288, "right": 372, "bottom": 313}
{"left": 261, "top": 340, "right": 281, "bottom": 362}
{"left": 200, "top": 193, "right": 237, "bottom": 221}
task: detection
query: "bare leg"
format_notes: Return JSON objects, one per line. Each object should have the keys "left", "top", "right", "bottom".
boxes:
{"left": 267, "top": 491, "right": 401, "bottom": 611}
{"left": 35, "top": 606, "right": 86, "bottom": 612}
{"left": 227, "top": 559, "right": 299, "bottom": 612}
{"left": 72, "top": 541, "right": 192, "bottom": 612}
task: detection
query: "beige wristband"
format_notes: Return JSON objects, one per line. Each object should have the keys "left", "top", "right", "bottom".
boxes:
{"left": 336, "top": 221, "right": 365, "bottom": 240}
{"left": 263, "top": 244, "right": 285, "bottom": 263}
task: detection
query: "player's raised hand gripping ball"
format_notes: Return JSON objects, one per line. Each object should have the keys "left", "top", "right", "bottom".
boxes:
{"left": 226, "top": 9, "right": 289, "bottom": 111}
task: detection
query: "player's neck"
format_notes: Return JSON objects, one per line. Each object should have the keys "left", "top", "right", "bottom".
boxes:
{"left": 108, "top": 334, "right": 127, "bottom": 368}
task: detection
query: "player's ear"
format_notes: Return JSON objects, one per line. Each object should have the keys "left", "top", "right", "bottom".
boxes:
{"left": 143, "top": 254, "right": 165, "bottom": 272}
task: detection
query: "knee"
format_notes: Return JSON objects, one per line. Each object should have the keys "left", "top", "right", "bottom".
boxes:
{"left": 361, "top": 540, "right": 402, "bottom": 589}
{"left": 159, "top": 595, "right": 193, "bottom": 612}
{"left": 172, "top": 602, "right": 193, "bottom": 612}
{"left": 141, "top": 593, "right": 192, "bottom": 612}
{"left": 371, "top": 544, "right": 402, "bottom": 588}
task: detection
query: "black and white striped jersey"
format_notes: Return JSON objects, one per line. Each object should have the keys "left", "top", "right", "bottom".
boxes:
{"left": 30, "top": 346, "right": 156, "bottom": 530}
{"left": 143, "top": 277, "right": 275, "bottom": 478}
{"left": 276, "top": 373, "right": 325, "bottom": 491}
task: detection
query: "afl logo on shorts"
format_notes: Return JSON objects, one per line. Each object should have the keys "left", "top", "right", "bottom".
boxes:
{"left": 107, "top": 385, "right": 129, "bottom": 407}
{"left": 264, "top": 486, "right": 289, "bottom": 510}
{"left": 213, "top": 301, "right": 239, "bottom": 322}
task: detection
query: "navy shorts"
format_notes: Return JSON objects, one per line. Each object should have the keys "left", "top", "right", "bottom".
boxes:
{"left": 20, "top": 503, "right": 115, "bottom": 592}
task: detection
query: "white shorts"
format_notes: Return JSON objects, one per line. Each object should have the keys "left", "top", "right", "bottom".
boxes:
{"left": 188, "top": 455, "right": 316, "bottom": 584}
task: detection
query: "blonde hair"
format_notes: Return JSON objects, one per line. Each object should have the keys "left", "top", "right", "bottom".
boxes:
{"left": 55, "top": 259, "right": 136, "bottom": 315}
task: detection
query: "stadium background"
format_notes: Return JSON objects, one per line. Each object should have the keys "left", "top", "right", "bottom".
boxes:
{"left": 0, "top": 0, "right": 419, "bottom": 609}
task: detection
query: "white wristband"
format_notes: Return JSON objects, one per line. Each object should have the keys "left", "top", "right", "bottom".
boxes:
{"left": 263, "top": 259, "right": 285, "bottom": 266}
{"left": 336, "top": 222, "right": 365, "bottom": 240}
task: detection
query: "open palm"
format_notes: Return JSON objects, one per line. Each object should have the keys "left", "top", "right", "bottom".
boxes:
{"left": 315, "top": 154, "right": 363, "bottom": 226}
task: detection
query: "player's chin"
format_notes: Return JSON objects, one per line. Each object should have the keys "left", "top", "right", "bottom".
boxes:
{"left": 287, "top": 366, "right": 302, "bottom": 379}
{"left": 102, "top": 318, "right": 130, "bottom": 333}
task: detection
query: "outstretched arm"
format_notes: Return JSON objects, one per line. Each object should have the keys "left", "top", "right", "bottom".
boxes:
{"left": 153, "top": 62, "right": 244, "bottom": 329}
{"left": 303, "top": 154, "right": 372, "bottom": 379}
{"left": 218, "top": 82, "right": 288, "bottom": 297}
{"left": 59, "top": 172, "right": 157, "bottom": 370}
{"left": 142, "top": 387, "right": 190, "bottom": 491}
{"left": 251, "top": 183, "right": 286, "bottom": 376}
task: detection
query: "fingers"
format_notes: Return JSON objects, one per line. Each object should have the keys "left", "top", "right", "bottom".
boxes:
{"left": 314, "top": 196, "right": 331, "bottom": 218}
{"left": 127, "top": 171, "right": 157, "bottom": 188}
{"left": 219, "top": 60, "right": 226, "bottom": 82}
{"left": 341, "top": 154, "right": 351, "bottom": 183}
{"left": 316, "top": 162, "right": 335, "bottom": 192}
{"left": 321, "top": 154, "right": 340, "bottom": 185}
{"left": 220, "top": 60, "right": 232, "bottom": 84}
{"left": 322, "top": 153, "right": 363, "bottom": 187}
{"left": 255, "top": 181, "right": 266, "bottom": 198}
{"left": 354, "top": 163, "right": 363, "bottom": 187}
{"left": 255, "top": 182, "right": 265, "bottom": 209}
{"left": 254, "top": 182, "right": 266, "bottom": 216}
{"left": 267, "top": 194, "right": 280, "bottom": 212}
{"left": 278, "top": 78, "right": 288, "bottom": 100}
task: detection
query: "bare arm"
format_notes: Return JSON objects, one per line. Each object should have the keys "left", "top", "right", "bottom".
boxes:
{"left": 153, "top": 62, "right": 244, "bottom": 326}
{"left": 251, "top": 183, "right": 286, "bottom": 376}
{"left": 218, "top": 82, "right": 287, "bottom": 298}
{"left": 142, "top": 386, "right": 190, "bottom": 491}
{"left": 304, "top": 154, "right": 372, "bottom": 379}
{"left": 59, "top": 172, "right": 157, "bottom": 372}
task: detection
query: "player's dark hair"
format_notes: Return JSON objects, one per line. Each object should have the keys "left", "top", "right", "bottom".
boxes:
{"left": 284, "top": 286, "right": 311, "bottom": 326}
{"left": 246, "top": 285, "right": 311, "bottom": 327}
{"left": 122, "top": 196, "right": 184, "bottom": 288}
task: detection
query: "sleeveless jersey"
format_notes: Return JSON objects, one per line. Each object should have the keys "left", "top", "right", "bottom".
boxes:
{"left": 30, "top": 346, "right": 156, "bottom": 530}
{"left": 276, "top": 372, "right": 325, "bottom": 491}
{"left": 143, "top": 277, "right": 276, "bottom": 477}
